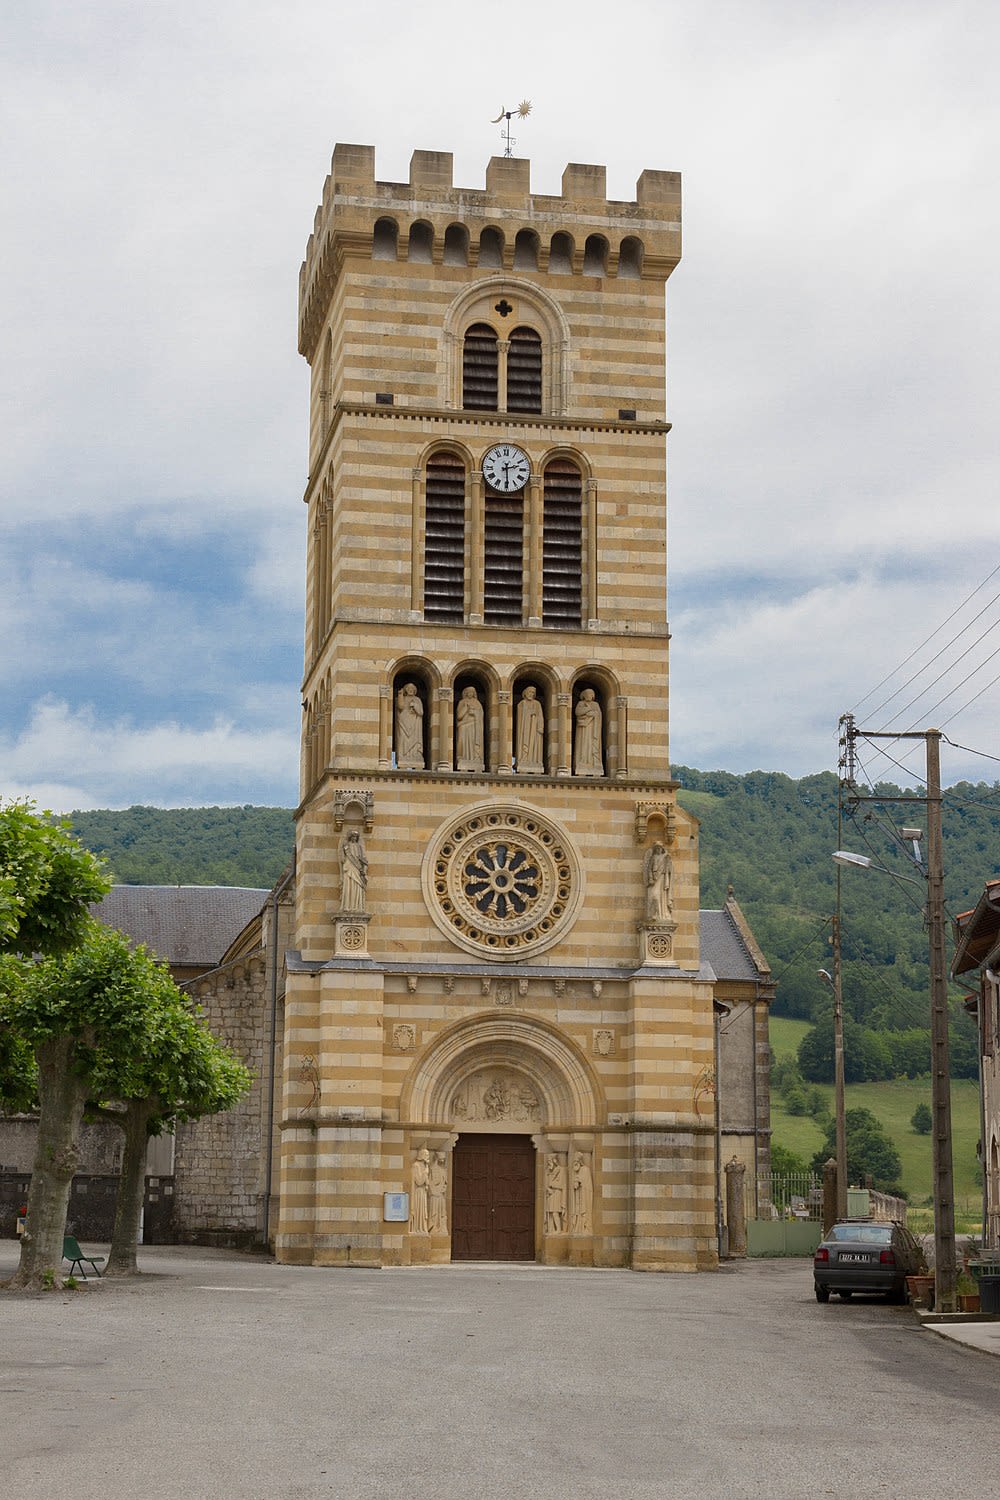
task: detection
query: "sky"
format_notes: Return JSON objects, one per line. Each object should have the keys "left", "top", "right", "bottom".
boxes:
{"left": 3, "top": 0, "right": 999, "bottom": 811}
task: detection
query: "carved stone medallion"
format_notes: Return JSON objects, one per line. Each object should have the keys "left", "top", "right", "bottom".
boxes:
{"left": 422, "top": 802, "right": 584, "bottom": 960}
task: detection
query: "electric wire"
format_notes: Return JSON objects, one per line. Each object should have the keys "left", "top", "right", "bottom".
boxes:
{"left": 899, "top": 636, "right": 1000, "bottom": 732}
{"left": 863, "top": 581, "right": 1000, "bottom": 724}
{"left": 852, "top": 563, "right": 1000, "bottom": 718}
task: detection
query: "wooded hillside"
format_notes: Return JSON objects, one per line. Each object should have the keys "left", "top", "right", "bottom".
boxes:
{"left": 70, "top": 769, "right": 1000, "bottom": 1071}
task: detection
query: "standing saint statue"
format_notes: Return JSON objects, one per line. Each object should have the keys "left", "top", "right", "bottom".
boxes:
{"left": 573, "top": 688, "right": 604, "bottom": 776}
{"left": 515, "top": 685, "right": 545, "bottom": 773}
{"left": 544, "top": 1153, "right": 567, "bottom": 1235}
{"left": 338, "top": 829, "right": 368, "bottom": 913}
{"left": 428, "top": 1151, "right": 448, "bottom": 1235}
{"left": 643, "top": 841, "right": 673, "bottom": 921}
{"left": 455, "top": 685, "right": 484, "bottom": 772}
{"left": 571, "top": 1153, "right": 594, "bottom": 1234}
{"left": 410, "top": 1147, "right": 430, "bottom": 1234}
{"left": 395, "top": 681, "right": 425, "bottom": 769}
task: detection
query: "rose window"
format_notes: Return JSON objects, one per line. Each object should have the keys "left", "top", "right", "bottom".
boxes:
{"left": 422, "top": 803, "right": 583, "bottom": 960}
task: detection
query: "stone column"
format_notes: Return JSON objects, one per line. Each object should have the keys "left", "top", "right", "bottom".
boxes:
{"left": 469, "top": 471, "right": 484, "bottom": 624}
{"left": 435, "top": 687, "right": 454, "bottom": 771}
{"left": 527, "top": 472, "right": 543, "bottom": 625}
{"left": 615, "top": 696, "right": 628, "bottom": 778}
{"left": 410, "top": 467, "right": 423, "bottom": 615}
{"left": 585, "top": 478, "right": 599, "bottom": 625}
{"left": 497, "top": 690, "right": 512, "bottom": 774}
{"left": 724, "top": 1155, "right": 747, "bottom": 1258}
{"left": 497, "top": 339, "right": 510, "bottom": 412}
{"left": 378, "top": 685, "right": 391, "bottom": 769}
{"left": 556, "top": 692, "right": 571, "bottom": 777}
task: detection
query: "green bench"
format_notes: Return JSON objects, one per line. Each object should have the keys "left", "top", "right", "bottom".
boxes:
{"left": 62, "top": 1235, "right": 105, "bottom": 1279}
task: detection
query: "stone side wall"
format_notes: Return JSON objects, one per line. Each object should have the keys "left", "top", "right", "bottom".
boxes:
{"left": 175, "top": 953, "right": 270, "bottom": 1242}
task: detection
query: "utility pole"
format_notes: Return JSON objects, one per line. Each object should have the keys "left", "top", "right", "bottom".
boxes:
{"left": 831, "top": 907, "right": 848, "bottom": 1220}
{"left": 839, "top": 719, "right": 957, "bottom": 1313}
{"left": 925, "top": 730, "right": 957, "bottom": 1313}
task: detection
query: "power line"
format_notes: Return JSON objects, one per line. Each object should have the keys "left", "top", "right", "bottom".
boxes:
{"left": 852, "top": 563, "right": 1000, "bottom": 718}
{"left": 866, "top": 585, "right": 1000, "bottom": 724}
{"left": 900, "top": 636, "right": 1000, "bottom": 732}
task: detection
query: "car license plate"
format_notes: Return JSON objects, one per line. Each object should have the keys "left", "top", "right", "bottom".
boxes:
{"left": 839, "top": 1253, "right": 871, "bottom": 1262}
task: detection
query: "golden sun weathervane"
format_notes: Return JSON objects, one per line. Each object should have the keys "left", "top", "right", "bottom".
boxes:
{"left": 491, "top": 100, "right": 532, "bottom": 157}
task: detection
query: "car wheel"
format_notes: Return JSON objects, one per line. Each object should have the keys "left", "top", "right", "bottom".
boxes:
{"left": 887, "top": 1284, "right": 907, "bottom": 1304}
{"left": 815, "top": 1284, "right": 830, "bottom": 1303}
{"left": 838, "top": 1290, "right": 853, "bottom": 1300}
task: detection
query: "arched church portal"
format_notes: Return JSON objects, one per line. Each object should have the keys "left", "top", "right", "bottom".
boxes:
{"left": 402, "top": 1015, "right": 601, "bottom": 1264}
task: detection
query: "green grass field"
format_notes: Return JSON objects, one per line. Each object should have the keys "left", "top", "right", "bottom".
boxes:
{"left": 767, "top": 1015, "right": 983, "bottom": 1232}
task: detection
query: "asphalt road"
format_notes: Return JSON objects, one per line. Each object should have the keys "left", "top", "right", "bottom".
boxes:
{"left": 3, "top": 1246, "right": 997, "bottom": 1500}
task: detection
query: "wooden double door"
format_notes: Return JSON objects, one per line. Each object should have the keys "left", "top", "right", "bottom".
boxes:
{"left": 451, "top": 1133, "right": 536, "bottom": 1261}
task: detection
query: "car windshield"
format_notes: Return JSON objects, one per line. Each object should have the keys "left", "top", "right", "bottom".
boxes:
{"left": 828, "top": 1223, "right": 892, "bottom": 1244}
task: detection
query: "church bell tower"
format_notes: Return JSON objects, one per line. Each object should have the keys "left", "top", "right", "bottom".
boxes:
{"left": 277, "top": 144, "right": 718, "bottom": 1270}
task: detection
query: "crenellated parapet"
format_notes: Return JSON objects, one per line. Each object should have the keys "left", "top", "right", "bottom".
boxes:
{"left": 298, "top": 144, "right": 682, "bottom": 360}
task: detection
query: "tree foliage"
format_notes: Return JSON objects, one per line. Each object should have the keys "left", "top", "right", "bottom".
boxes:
{"left": 0, "top": 800, "right": 110, "bottom": 957}
{"left": 812, "top": 1107, "right": 903, "bottom": 1191}
{"left": 68, "top": 805, "right": 293, "bottom": 888}
{"left": 89, "top": 992, "right": 250, "bottom": 1275}
{"left": 911, "top": 1102, "right": 932, "bottom": 1135}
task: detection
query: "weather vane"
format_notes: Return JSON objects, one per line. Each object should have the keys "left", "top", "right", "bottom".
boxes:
{"left": 491, "top": 101, "right": 532, "bottom": 157}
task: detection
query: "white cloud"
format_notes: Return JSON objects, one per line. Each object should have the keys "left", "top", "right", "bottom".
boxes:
{"left": 2, "top": 0, "right": 999, "bottom": 804}
{"left": 0, "top": 699, "right": 299, "bottom": 811}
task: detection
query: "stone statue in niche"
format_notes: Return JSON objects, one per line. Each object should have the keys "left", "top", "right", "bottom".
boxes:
{"left": 515, "top": 685, "right": 545, "bottom": 773}
{"left": 545, "top": 1153, "right": 567, "bottom": 1234}
{"left": 573, "top": 688, "right": 604, "bottom": 776}
{"left": 571, "top": 1152, "right": 593, "bottom": 1234}
{"left": 428, "top": 1151, "right": 448, "bottom": 1234}
{"left": 450, "top": 1070, "right": 541, "bottom": 1124}
{"left": 410, "top": 1146, "right": 430, "bottom": 1234}
{"left": 395, "top": 681, "right": 425, "bottom": 769}
{"left": 337, "top": 829, "right": 368, "bottom": 913}
{"left": 643, "top": 841, "right": 673, "bottom": 921}
{"left": 455, "top": 685, "right": 485, "bottom": 771}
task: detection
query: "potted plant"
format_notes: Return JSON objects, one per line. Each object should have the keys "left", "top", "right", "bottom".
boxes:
{"left": 957, "top": 1271, "right": 981, "bottom": 1314}
{"left": 905, "top": 1272, "right": 935, "bottom": 1309}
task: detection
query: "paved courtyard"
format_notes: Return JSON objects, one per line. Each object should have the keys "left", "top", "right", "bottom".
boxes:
{"left": 3, "top": 1244, "right": 996, "bottom": 1500}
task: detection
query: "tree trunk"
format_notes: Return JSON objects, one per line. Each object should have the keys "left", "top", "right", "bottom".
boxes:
{"left": 10, "top": 1036, "right": 88, "bottom": 1290}
{"left": 104, "top": 1104, "right": 154, "bottom": 1276}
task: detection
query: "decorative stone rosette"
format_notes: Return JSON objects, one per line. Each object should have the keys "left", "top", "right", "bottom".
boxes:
{"left": 422, "top": 802, "right": 584, "bottom": 960}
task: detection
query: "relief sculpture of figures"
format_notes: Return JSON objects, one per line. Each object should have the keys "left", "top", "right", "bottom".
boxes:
{"left": 395, "top": 681, "right": 424, "bottom": 769}
{"left": 571, "top": 1152, "right": 593, "bottom": 1234}
{"left": 455, "top": 685, "right": 484, "bottom": 772}
{"left": 428, "top": 1151, "right": 448, "bottom": 1234}
{"left": 573, "top": 688, "right": 603, "bottom": 776}
{"left": 545, "top": 1153, "right": 567, "bottom": 1234}
{"left": 410, "top": 1146, "right": 430, "bottom": 1234}
{"left": 643, "top": 841, "right": 673, "bottom": 922}
{"left": 515, "top": 685, "right": 545, "bottom": 773}
{"left": 338, "top": 829, "right": 368, "bottom": 913}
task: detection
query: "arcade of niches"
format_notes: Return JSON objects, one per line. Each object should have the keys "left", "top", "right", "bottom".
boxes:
{"left": 276, "top": 144, "right": 744, "bottom": 1272}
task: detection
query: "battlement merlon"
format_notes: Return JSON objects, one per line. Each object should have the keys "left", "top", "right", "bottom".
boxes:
{"left": 298, "top": 144, "right": 681, "bottom": 361}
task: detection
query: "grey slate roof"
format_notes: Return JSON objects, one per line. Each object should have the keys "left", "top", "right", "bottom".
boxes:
{"left": 93, "top": 886, "right": 268, "bottom": 967}
{"left": 699, "top": 907, "right": 761, "bottom": 984}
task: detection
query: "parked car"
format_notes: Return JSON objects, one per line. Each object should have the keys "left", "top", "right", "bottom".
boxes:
{"left": 813, "top": 1220, "right": 926, "bottom": 1303}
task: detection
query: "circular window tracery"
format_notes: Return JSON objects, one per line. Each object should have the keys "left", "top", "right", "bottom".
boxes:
{"left": 422, "top": 803, "right": 584, "bottom": 960}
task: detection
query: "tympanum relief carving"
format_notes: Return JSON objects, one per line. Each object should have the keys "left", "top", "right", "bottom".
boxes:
{"left": 450, "top": 1070, "right": 541, "bottom": 1125}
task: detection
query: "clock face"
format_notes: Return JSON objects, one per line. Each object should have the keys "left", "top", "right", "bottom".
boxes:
{"left": 483, "top": 444, "right": 530, "bottom": 493}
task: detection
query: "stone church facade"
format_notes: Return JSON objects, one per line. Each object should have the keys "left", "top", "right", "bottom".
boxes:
{"left": 278, "top": 144, "right": 728, "bottom": 1271}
